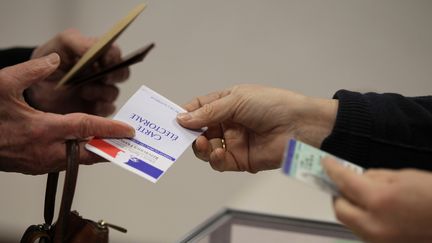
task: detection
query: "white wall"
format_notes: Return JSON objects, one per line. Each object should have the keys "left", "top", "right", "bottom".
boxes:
{"left": 1, "top": 0, "right": 432, "bottom": 242}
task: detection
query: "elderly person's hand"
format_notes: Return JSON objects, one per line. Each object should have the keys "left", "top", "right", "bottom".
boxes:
{"left": 323, "top": 157, "right": 432, "bottom": 243}
{"left": 26, "top": 28, "right": 129, "bottom": 116}
{"left": 177, "top": 84, "right": 338, "bottom": 172}
{"left": 0, "top": 53, "right": 134, "bottom": 175}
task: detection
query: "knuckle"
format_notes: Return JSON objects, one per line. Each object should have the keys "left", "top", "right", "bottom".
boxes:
{"left": 27, "top": 64, "right": 42, "bottom": 77}
{"left": 61, "top": 28, "right": 79, "bottom": 39}
{"left": 201, "top": 103, "right": 215, "bottom": 118}
{"left": 57, "top": 30, "right": 71, "bottom": 44}
{"left": 76, "top": 116, "right": 93, "bottom": 138}
{"left": 367, "top": 191, "right": 393, "bottom": 211}
{"left": 110, "top": 86, "right": 120, "bottom": 99}
{"left": 231, "top": 84, "right": 242, "bottom": 92}
{"left": 195, "top": 96, "right": 206, "bottom": 107}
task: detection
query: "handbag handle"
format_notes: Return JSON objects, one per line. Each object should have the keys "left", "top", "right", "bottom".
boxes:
{"left": 43, "top": 140, "right": 80, "bottom": 243}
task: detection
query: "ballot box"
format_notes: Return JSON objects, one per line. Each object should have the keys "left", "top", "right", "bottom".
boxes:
{"left": 178, "top": 209, "right": 361, "bottom": 243}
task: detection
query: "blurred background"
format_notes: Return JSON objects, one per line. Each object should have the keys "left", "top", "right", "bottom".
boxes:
{"left": 1, "top": 0, "right": 432, "bottom": 242}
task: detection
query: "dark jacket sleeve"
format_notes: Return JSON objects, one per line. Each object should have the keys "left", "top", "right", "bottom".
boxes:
{"left": 0, "top": 47, "right": 34, "bottom": 69}
{"left": 321, "top": 90, "right": 432, "bottom": 170}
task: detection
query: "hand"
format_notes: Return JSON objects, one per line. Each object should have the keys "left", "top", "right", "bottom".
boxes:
{"left": 0, "top": 53, "right": 135, "bottom": 175}
{"left": 322, "top": 157, "right": 432, "bottom": 243}
{"left": 26, "top": 28, "right": 129, "bottom": 116}
{"left": 177, "top": 84, "right": 337, "bottom": 172}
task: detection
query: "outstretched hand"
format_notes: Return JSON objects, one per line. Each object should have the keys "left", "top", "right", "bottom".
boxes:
{"left": 0, "top": 53, "right": 134, "bottom": 174}
{"left": 177, "top": 84, "right": 337, "bottom": 172}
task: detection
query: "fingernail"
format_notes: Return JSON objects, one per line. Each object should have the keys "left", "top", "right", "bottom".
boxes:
{"left": 127, "top": 127, "right": 136, "bottom": 137}
{"left": 177, "top": 112, "right": 191, "bottom": 121}
{"left": 46, "top": 53, "right": 60, "bottom": 66}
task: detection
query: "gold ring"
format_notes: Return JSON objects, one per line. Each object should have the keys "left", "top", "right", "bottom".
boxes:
{"left": 221, "top": 138, "right": 226, "bottom": 150}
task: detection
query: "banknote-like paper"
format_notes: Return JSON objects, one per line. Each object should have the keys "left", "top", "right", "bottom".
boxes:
{"left": 282, "top": 139, "right": 364, "bottom": 196}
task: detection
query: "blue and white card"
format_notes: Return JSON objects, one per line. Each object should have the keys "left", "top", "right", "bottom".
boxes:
{"left": 282, "top": 139, "right": 363, "bottom": 196}
{"left": 85, "top": 85, "right": 204, "bottom": 183}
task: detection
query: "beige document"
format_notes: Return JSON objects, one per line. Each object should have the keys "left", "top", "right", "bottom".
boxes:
{"left": 56, "top": 3, "right": 146, "bottom": 88}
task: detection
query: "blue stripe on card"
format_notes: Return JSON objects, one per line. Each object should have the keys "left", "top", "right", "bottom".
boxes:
{"left": 126, "top": 158, "right": 164, "bottom": 179}
{"left": 130, "top": 138, "right": 176, "bottom": 161}
{"left": 283, "top": 139, "right": 297, "bottom": 175}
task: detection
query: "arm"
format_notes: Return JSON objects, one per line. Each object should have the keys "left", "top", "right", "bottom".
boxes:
{"left": 0, "top": 48, "right": 34, "bottom": 69}
{"left": 322, "top": 90, "right": 432, "bottom": 170}
{"left": 177, "top": 84, "right": 337, "bottom": 172}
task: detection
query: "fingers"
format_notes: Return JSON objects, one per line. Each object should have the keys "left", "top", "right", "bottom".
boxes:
{"left": 59, "top": 28, "right": 96, "bottom": 56}
{"left": 192, "top": 136, "right": 212, "bottom": 161}
{"left": 322, "top": 157, "right": 372, "bottom": 208}
{"left": 101, "top": 43, "right": 122, "bottom": 67}
{"left": 92, "top": 102, "right": 116, "bottom": 117}
{"left": 106, "top": 67, "right": 130, "bottom": 84}
{"left": 193, "top": 136, "right": 227, "bottom": 161}
{"left": 80, "top": 83, "right": 119, "bottom": 102}
{"left": 50, "top": 113, "right": 135, "bottom": 139}
{"left": 333, "top": 197, "right": 369, "bottom": 236}
{"left": 177, "top": 93, "right": 235, "bottom": 129}
{"left": 79, "top": 84, "right": 119, "bottom": 116}
{"left": 0, "top": 53, "right": 60, "bottom": 92}
{"left": 58, "top": 29, "right": 129, "bottom": 84}
{"left": 101, "top": 44, "right": 130, "bottom": 84}
{"left": 209, "top": 148, "right": 240, "bottom": 172}
{"left": 364, "top": 169, "right": 397, "bottom": 183}
{"left": 78, "top": 140, "right": 108, "bottom": 165}
{"left": 193, "top": 137, "right": 243, "bottom": 172}
{"left": 77, "top": 82, "right": 119, "bottom": 116}
{"left": 182, "top": 91, "right": 227, "bottom": 112}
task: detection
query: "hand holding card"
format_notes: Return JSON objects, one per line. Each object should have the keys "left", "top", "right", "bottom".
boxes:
{"left": 282, "top": 139, "right": 364, "bottom": 196}
{"left": 56, "top": 3, "right": 152, "bottom": 88}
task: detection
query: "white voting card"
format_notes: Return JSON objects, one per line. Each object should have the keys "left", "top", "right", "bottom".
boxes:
{"left": 85, "top": 85, "right": 204, "bottom": 183}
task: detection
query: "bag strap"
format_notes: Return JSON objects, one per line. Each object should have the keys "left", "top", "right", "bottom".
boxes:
{"left": 44, "top": 172, "right": 59, "bottom": 226}
{"left": 43, "top": 140, "right": 80, "bottom": 243}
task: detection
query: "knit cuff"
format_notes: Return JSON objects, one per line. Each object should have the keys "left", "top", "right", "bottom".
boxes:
{"left": 321, "top": 90, "right": 373, "bottom": 167}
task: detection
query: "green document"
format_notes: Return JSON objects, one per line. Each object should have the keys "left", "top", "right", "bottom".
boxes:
{"left": 282, "top": 139, "right": 363, "bottom": 196}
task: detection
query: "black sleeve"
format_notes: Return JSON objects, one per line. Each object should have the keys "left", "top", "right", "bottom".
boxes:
{"left": 321, "top": 90, "right": 432, "bottom": 170}
{"left": 0, "top": 47, "right": 34, "bottom": 69}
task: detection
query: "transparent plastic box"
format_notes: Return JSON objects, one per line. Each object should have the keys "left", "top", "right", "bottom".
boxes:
{"left": 178, "top": 209, "right": 361, "bottom": 243}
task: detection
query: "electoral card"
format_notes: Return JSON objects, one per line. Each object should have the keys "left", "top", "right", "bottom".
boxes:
{"left": 85, "top": 85, "right": 205, "bottom": 183}
{"left": 282, "top": 139, "right": 364, "bottom": 196}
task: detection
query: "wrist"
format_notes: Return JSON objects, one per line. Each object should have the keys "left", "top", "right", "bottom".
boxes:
{"left": 294, "top": 96, "right": 338, "bottom": 148}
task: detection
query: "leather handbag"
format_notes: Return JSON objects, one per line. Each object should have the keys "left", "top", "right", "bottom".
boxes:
{"left": 20, "top": 140, "right": 126, "bottom": 243}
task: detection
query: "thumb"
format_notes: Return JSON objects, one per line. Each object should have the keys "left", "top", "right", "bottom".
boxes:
{"left": 56, "top": 113, "right": 135, "bottom": 139}
{"left": 2, "top": 53, "right": 60, "bottom": 92}
{"left": 177, "top": 96, "right": 234, "bottom": 129}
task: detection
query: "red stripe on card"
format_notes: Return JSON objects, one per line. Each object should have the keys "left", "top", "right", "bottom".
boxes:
{"left": 88, "top": 139, "right": 123, "bottom": 158}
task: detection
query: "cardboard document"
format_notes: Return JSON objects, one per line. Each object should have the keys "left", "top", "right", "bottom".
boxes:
{"left": 85, "top": 85, "right": 205, "bottom": 183}
{"left": 56, "top": 3, "right": 148, "bottom": 88}
{"left": 282, "top": 139, "right": 364, "bottom": 196}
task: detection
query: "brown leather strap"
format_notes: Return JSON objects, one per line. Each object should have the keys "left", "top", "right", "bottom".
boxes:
{"left": 44, "top": 172, "right": 59, "bottom": 225}
{"left": 53, "top": 140, "right": 80, "bottom": 243}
